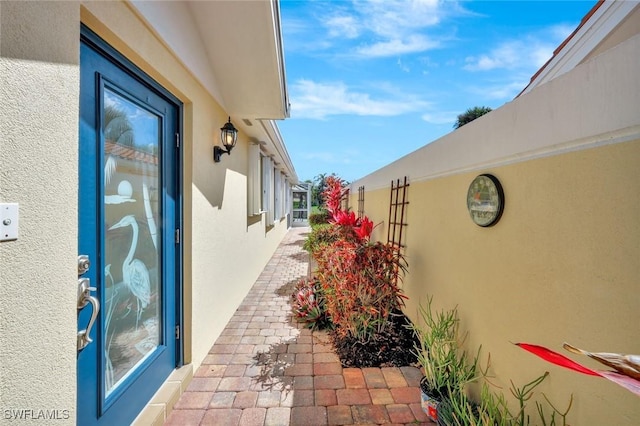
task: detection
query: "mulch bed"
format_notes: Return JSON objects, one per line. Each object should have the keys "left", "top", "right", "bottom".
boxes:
{"left": 330, "top": 310, "right": 420, "bottom": 368}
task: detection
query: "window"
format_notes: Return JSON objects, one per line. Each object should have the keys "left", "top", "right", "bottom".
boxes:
{"left": 274, "top": 168, "right": 282, "bottom": 221}
{"left": 284, "top": 178, "right": 292, "bottom": 219}
{"left": 247, "top": 143, "right": 262, "bottom": 216}
{"left": 262, "top": 155, "right": 275, "bottom": 225}
{"left": 255, "top": 152, "right": 289, "bottom": 227}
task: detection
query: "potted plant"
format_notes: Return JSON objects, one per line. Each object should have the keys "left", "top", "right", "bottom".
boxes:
{"left": 436, "top": 388, "right": 481, "bottom": 426}
{"left": 412, "top": 296, "right": 479, "bottom": 422}
{"left": 436, "top": 371, "right": 572, "bottom": 425}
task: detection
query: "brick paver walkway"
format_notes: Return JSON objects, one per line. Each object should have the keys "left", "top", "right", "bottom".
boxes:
{"left": 166, "top": 227, "right": 434, "bottom": 425}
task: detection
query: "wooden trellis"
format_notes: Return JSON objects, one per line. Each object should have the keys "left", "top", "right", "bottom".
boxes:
{"left": 357, "top": 185, "right": 365, "bottom": 219}
{"left": 387, "top": 176, "right": 409, "bottom": 250}
{"left": 340, "top": 188, "right": 350, "bottom": 212}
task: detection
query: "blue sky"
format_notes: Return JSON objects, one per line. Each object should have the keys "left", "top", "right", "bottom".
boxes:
{"left": 278, "top": 0, "right": 595, "bottom": 183}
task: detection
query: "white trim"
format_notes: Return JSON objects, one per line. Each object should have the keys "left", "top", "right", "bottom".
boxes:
{"left": 128, "top": 1, "right": 225, "bottom": 107}
{"left": 274, "top": 169, "right": 282, "bottom": 221}
{"left": 521, "top": 1, "right": 638, "bottom": 95}
{"left": 270, "top": 0, "right": 290, "bottom": 118}
{"left": 407, "top": 126, "right": 640, "bottom": 189}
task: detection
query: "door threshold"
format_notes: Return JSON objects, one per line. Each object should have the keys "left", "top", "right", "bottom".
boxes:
{"left": 131, "top": 365, "right": 193, "bottom": 426}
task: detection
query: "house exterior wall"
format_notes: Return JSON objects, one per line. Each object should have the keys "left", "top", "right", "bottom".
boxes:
{"left": 351, "top": 34, "right": 640, "bottom": 424}
{"left": 0, "top": 1, "right": 80, "bottom": 422}
{"left": 1, "top": 1, "right": 290, "bottom": 423}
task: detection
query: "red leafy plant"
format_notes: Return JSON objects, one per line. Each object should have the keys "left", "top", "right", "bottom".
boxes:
{"left": 354, "top": 216, "right": 373, "bottom": 242}
{"left": 331, "top": 210, "right": 358, "bottom": 227}
{"left": 322, "top": 179, "right": 374, "bottom": 243}
{"left": 322, "top": 175, "right": 347, "bottom": 216}
{"left": 316, "top": 239, "right": 407, "bottom": 342}
{"left": 291, "top": 277, "right": 332, "bottom": 331}
{"left": 298, "top": 173, "right": 406, "bottom": 346}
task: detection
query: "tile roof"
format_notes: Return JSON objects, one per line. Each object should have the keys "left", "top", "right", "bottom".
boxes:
{"left": 106, "top": 140, "right": 158, "bottom": 165}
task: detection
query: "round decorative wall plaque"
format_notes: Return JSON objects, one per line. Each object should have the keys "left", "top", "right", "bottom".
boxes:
{"left": 466, "top": 174, "right": 504, "bottom": 227}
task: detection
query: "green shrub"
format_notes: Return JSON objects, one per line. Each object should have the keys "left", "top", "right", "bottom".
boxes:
{"left": 309, "top": 210, "right": 331, "bottom": 226}
{"left": 303, "top": 223, "right": 358, "bottom": 258}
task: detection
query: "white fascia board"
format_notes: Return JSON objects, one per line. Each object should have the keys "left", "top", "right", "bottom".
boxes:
{"left": 128, "top": 1, "right": 226, "bottom": 108}
{"left": 521, "top": 0, "right": 637, "bottom": 96}
{"left": 270, "top": 0, "right": 291, "bottom": 118}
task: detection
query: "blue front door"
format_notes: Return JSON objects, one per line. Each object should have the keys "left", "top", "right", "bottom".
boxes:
{"left": 78, "top": 27, "right": 182, "bottom": 425}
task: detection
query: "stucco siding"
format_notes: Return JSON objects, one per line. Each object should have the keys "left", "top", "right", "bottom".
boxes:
{"left": 0, "top": 2, "right": 80, "bottom": 423}
{"left": 1, "top": 1, "right": 291, "bottom": 423}
{"left": 351, "top": 32, "right": 640, "bottom": 425}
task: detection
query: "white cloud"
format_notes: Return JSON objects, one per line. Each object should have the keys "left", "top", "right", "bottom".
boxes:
{"left": 468, "top": 79, "right": 529, "bottom": 100}
{"left": 463, "top": 24, "right": 574, "bottom": 72}
{"left": 421, "top": 111, "right": 458, "bottom": 125}
{"left": 317, "top": 0, "right": 459, "bottom": 58}
{"left": 354, "top": 0, "right": 447, "bottom": 38}
{"left": 549, "top": 23, "right": 577, "bottom": 40}
{"left": 397, "top": 58, "right": 410, "bottom": 73}
{"left": 356, "top": 35, "right": 440, "bottom": 58}
{"left": 290, "top": 79, "right": 428, "bottom": 119}
{"left": 325, "top": 14, "right": 361, "bottom": 39}
{"left": 464, "top": 41, "right": 525, "bottom": 71}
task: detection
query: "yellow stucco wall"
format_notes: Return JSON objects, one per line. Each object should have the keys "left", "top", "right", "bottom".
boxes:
{"left": 351, "top": 33, "right": 640, "bottom": 425}
{"left": 359, "top": 140, "right": 640, "bottom": 424}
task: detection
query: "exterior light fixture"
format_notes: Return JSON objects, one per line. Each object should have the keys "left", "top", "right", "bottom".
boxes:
{"left": 214, "top": 117, "right": 238, "bottom": 162}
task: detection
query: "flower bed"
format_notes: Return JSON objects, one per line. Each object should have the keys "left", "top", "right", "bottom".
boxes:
{"left": 293, "top": 175, "right": 418, "bottom": 367}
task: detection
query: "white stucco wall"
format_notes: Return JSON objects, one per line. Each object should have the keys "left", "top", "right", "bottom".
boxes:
{"left": 191, "top": 171, "right": 289, "bottom": 367}
{"left": 0, "top": 2, "right": 80, "bottom": 424}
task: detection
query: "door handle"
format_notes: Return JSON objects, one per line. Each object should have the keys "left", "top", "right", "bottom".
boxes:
{"left": 77, "top": 277, "right": 100, "bottom": 352}
{"left": 78, "top": 254, "right": 90, "bottom": 275}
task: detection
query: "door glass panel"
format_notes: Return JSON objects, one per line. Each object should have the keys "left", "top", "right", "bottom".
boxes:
{"left": 103, "top": 88, "right": 161, "bottom": 396}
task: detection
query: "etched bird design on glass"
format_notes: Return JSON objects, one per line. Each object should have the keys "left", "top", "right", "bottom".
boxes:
{"left": 108, "top": 215, "right": 151, "bottom": 330}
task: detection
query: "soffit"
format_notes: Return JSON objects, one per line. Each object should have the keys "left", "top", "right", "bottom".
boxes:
{"left": 129, "top": 0, "right": 288, "bottom": 120}
{"left": 128, "top": 0, "right": 295, "bottom": 179}
{"left": 187, "top": 0, "right": 289, "bottom": 120}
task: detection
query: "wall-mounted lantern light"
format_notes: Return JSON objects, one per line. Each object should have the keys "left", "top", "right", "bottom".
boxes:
{"left": 214, "top": 117, "right": 238, "bottom": 162}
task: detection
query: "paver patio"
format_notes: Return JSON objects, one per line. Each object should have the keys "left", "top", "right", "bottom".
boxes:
{"left": 166, "top": 227, "right": 434, "bottom": 425}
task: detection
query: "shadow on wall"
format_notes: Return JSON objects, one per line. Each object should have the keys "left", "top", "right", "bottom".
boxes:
{"left": 1, "top": 2, "right": 80, "bottom": 65}
{"left": 192, "top": 135, "right": 248, "bottom": 211}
